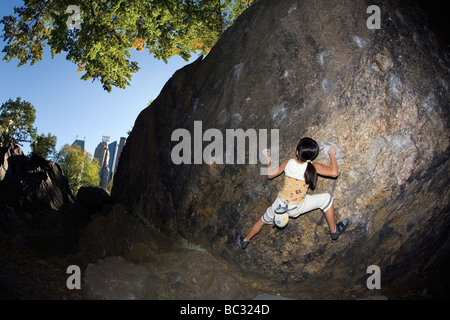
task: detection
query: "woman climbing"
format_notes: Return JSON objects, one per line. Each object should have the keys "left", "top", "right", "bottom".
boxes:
{"left": 239, "top": 137, "right": 348, "bottom": 249}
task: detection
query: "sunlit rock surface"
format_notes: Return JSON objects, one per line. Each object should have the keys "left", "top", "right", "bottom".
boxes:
{"left": 112, "top": 0, "right": 450, "bottom": 298}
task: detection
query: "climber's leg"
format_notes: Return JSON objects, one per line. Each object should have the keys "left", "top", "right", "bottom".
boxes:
{"left": 324, "top": 203, "right": 337, "bottom": 233}
{"left": 244, "top": 219, "right": 266, "bottom": 242}
{"left": 239, "top": 219, "right": 266, "bottom": 249}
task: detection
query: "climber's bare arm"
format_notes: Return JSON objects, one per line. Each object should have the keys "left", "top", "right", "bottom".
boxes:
{"left": 313, "top": 145, "right": 339, "bottom": 178}
{"left": 267, "top": 157, "right": 289, "bottom": 180}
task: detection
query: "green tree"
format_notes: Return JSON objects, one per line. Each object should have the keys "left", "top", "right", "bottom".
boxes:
{"left": 55, "top": 144, "right": 100, "bottom": 195}
{"left": 1, "top": 0, "right": 257, "bottom": 92}
{"left": 0, "top": 97, "right": 36, "bottom": 146}
{"left": 0, "top": 97, "right": 57, "bottom": 159}
{"left": 30, "top": 132, "right": 57, "bottom": 159}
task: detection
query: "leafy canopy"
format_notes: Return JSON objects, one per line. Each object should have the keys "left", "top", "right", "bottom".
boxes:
{"left": 0, "top": 97, "right": 57, "bottom": 159}
{"left": 55, "top": 144, "right": 100, "bottom": 195}
{"left": 30, "top": 132, "right": 57, "bottom": 159}
{"left": 0, "top": 97, "right": 36, "bottom": 145}
{"left": 1, "top": 0, "right": 256, "bottom": 92}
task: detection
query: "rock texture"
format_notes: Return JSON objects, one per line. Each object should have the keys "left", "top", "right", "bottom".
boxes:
{"left": 0, "top": 143, "right": 75, "bottom": 214}
{"left": 79, "top": 206, "right": 260, "bottom": 300}
{"left": 112, "top": 0, "right": 450, "bottom": 298}
{"left": 0, "top": 143, "right": 90, "bottom": 256}
{"left": 83, "top": 256, "right": 152, "bottom": 300}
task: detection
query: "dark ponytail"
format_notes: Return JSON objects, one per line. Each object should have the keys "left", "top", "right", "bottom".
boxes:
{"left": 296, "top": 137, "right": 319, "bottom": 190}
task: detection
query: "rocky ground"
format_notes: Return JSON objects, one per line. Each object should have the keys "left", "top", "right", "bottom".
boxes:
{"left": 0, "top": 241, "right": 81, "bottom": 300}
{"left": 0, "top": 243, "right": 349, "bottom": 300}
{"left": 0, "top": 225, "right": 382, "bottom": 300}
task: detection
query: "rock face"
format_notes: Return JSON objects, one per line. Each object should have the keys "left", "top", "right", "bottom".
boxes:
{"left": 83, "top": 252, "right": 259, "bottom": 300}
{"left": 112, "top": 0, "right": 450, "bottom": 297}
{"left": 0, "top": 143, "right": 75, "bottom": 214}
{"left": 0, "top": 143, "right": 89, "bottom": 256}
{"left": 76, "top": 186, "right": 111, "bottom": 212}
{"left": 83, "top": 256, "right": 152, "bottom": 300}
{"left": 79, "top": 206, "right": 260, "bottom": 300}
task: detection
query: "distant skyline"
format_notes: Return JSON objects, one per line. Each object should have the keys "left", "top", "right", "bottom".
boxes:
{"left": 0, "top": 0, "right": 197, "bottom": 156}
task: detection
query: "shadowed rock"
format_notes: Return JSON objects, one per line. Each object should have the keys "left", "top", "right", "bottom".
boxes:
{"left": 0, "top": 143, "right": 91, "bottom": 256}
{"left": 0, "top": 143, "right": 75, "bottom": 214}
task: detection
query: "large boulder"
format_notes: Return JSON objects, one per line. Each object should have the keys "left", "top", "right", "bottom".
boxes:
{"left": 0, "top": 143, "right": 88, "bottom": 256}
{"left": 0, "top": 144, "right": 75, "bottom": 214}
{"left": 79, "top": 205, "right": 261, "bottom": 300}
{"left": 82, "top": 253, "right": 259, "bottom": 300}
{"left": 76, "top": 186, "right": 111, "bottom": 212}
{"left": 112, "top": 0, "right": 450, "bottom": 297}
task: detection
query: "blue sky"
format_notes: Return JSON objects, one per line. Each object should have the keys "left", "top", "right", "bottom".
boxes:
{"left": 0, "top": 0, "right": 196, "bottom": 156}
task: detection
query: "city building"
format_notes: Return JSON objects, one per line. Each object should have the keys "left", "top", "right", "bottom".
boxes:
{"left": 94, "top": 137, "right": 110, "bottom": 189}
{"left": 94, "top": 136, "right": 126, "bottom": 189}
{"left": 72, "top": 136, "right": 86, "bottom": 152}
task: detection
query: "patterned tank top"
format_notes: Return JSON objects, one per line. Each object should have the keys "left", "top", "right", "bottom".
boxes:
{"left": 277, "top": 159, "right": 309, "bottom": 205}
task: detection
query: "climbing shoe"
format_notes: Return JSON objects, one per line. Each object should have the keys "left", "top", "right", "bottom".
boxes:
{"left": 331, "top": 218, "right": 349, "bottom": 240}
{"left": 238, "top": 237, "right": 249, "bottom": 249}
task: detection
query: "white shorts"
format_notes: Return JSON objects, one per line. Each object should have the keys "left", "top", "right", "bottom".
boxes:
{"left": 261, "top": 193, "right": 334, "bottom": 224}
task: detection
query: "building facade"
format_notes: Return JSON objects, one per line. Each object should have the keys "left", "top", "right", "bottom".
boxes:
{"left": 71, "top": 136, "right": 86, "bottom": 152}
{"left": 94, "top": 136, "right": 126, "bottom": 189}
{"left": 94, "top": 140, "right": 110, "bottom": 189}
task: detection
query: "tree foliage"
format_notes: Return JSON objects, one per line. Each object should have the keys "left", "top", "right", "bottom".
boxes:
{"left": 55, "top": 144, "right": 100, "bottom": 195}
{"left": 30, "top": 132, "right": 57, "bottom": 159}
{"left": 0, "top": 97, "right": 57, "bottom": 159}
{"left": 1, "top": 0, "right": 257, "bottom": 92}
{"left": 0, "top": 97, "right": 36, "bottom": 146}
